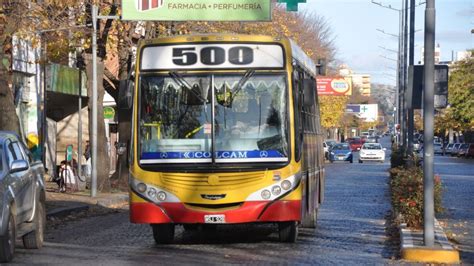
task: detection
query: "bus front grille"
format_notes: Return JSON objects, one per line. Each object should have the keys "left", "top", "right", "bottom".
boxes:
{"left": 161, "top": 172, "right": 264, "bottom": 189}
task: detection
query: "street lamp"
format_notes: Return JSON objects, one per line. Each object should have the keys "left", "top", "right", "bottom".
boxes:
{"left": 372, "top": 0, "right": 405, "bottom": 146}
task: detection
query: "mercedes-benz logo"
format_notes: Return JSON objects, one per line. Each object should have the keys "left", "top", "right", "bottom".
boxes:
{"left": 260, "top": 151, "right": 268, "bottom": 158}
{"left": 160, "top": 153, "right": 168, "bottom": 159}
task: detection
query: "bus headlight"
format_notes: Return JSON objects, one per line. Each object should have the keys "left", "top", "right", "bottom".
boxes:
{"left": 147, "top": 188, "right": 157, "bottom": 198}
{"left": 281, "top": 180, "right": 291, "bottom": 190}
{"left": 157, "top": 191, "right": 167, "bottom": 201}
{"left": 261, "top": 190, "right": 271, "bottom": 199}
{"left": 272, "top": 185, "right": 281, "bottom": 196}
{"left": 137, "top": 183, "right": 147, "bottom": 193}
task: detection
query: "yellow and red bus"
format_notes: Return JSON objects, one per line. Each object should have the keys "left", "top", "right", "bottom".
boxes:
{"left": 124, "top": 34, "right": 325, "bottom": 243}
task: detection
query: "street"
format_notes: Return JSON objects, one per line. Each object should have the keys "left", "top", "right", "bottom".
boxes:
{"left": 435, "top": 154, "right": 474, "bottom": 263}
{"left": 12, "top": 138, "right": 473, "bottom": 264}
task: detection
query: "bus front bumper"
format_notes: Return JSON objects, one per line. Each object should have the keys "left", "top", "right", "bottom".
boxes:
{"left": 130, "top": 200, "right": 301, "bottom": 224}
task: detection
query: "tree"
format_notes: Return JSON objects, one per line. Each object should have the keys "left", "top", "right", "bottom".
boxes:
{"left": 0, "top": 1, "right": 26, "bottom": 134}
{"left": 446, "top": 51, "right": 474, "bottom": 131}
{"left": 319, "top": 95, "right": 349, "bottom": 138}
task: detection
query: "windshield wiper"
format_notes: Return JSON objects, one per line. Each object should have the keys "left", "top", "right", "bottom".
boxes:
{"left": 228, "top": 70, "right": 255, "bottom": 106}
{"left": 169, "top": 71, "right": 207, "bottom": 103}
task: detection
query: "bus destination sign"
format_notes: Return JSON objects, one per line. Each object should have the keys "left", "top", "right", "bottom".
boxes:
{"left": 140, "top": 44, "right": 284, "bottom": 70}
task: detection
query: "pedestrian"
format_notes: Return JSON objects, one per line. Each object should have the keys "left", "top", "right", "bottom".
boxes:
{"left": 84, "top": 140, "right": 91, "bottom": 160}
{"left": 59, "top": 160, "right": 78, "bottom": 192}
{"left": 84, "top": 140, "right": 91, "bottom": 178}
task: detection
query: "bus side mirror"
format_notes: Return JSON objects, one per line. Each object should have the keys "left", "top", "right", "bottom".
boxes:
{"left": 303, "top": 79, "right": 315, "bottom": 107}
{"left": 118, "top": 79, "right": 134, "bottom": 110}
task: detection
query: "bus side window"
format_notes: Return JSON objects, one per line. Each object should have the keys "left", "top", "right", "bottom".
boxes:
{"left": 293, "top": 69, "right": 304, "bottom": 162}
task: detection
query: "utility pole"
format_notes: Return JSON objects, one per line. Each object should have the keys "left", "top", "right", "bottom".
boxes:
{"left": 423, "top": 0, "right": 435, "bottom": 247}
{"left": 401, "top": 0, "right": 409, "bottom": 150}
{"left": 407, "top": 0, "right": 415, "bottom": 157}
{"left": 90, "top": 5, "right": 120, "bottom": 197}
{"left": 91, "top": 4, "right": 98, "bottom": 197}
{"left": 372, "top": 1, "right": 404, "bottom": 144}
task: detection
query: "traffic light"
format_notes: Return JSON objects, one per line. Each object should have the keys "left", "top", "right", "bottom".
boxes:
{"left": 317, "top": 58, "right": 326, "bottom": 76}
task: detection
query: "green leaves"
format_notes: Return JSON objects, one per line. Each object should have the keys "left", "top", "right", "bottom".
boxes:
{"left": 445, "top": 51, "right": 474, "bottom": 130}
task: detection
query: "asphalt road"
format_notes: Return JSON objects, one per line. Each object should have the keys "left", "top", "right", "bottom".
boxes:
{"left": 434, "top": 152, "right": 474, "bottom": 264}
{"left": 9, "top": 137, "right": 415, "bottom": 264}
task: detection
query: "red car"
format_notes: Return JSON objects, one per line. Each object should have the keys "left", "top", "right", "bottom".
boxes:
{"left": 349, "top": 139, "right": 363, "bottom": 151}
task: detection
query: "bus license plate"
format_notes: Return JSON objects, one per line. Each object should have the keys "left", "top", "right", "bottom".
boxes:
{"left": 204, "top": 214, "right": 226, "bottom": 224}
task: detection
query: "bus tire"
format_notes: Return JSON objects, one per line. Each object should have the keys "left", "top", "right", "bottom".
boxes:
{"left": 23, "top": 201, "right": 45, "bottom": 249}
{"left": 0, "top": 211, "right": 15, "bottom": 262}
{"left": 152, "top": 224, "right": 175, "bottom": 244}
{"left": 278, "top": 221, "right": 298, "bottom": 243}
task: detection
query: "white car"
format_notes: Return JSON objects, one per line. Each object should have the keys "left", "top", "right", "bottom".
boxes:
{"left": 359, "top": 143, "right": 386, "bottom": 163}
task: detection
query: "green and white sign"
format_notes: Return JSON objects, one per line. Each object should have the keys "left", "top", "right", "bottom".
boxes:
{"left": 121, "top": 0, "right": 271, "bottom": 21}
{"left": 104, "top": 107, "right": 116, "bottom": 120}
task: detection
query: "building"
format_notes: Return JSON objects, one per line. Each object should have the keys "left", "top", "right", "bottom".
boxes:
{"left": 350, "top": 74, "right": 371, "bottom": 97}
{"left": 338, "top": 65, "right": 371, "bottom": 97}
{"left": 420, "top": 43, "right": 441, "bottom": 64}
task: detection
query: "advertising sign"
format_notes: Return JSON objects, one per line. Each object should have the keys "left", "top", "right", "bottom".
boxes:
{"left": 104, "top": 107, "right": 116, "bottom": 120}
{"left": 345, "top": 104, "right": 378, "bottom": 122}
{"left": 122, "top": 0, "right": 272, "bottom": 21}
{"left": 316, "top": 77, "right": 352, "bottom": 96}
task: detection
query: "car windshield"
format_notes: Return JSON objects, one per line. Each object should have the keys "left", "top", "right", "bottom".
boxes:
{"left": 362, "top": 143, "right": 382, "bottom": 150}
{"left": 461, "top": 144, "right": 469, "bottom": 148}
{"left": 138, "top": 72, "right": 288, "bottom": 164}
{"left": 332, "top": 144, "right": 349, "bottom": 150}
{"left": 326, "top": 140, "right": 336, "bottom": 146}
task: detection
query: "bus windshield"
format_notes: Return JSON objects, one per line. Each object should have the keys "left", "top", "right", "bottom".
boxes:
{"left": 139, "top": 72, "right": 288, "bottom": 164}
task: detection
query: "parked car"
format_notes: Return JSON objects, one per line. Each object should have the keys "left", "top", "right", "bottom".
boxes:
{"left": 329, "top": 143, "right": 353, "bottom": 163}
{"left": 451, "top": 143, "right": 462, "bottom": 156}
{"left": 0, "top": 132, "right": 46, "bottom": 262}
{"left": 443, "top": 143, "right": 454, "bottom": 155}
{"left": 349, "top": 139, "right": 363, "bottom": 151}
{"left": 433, "top": 143, "right": 443, "bottom": 155}
{"left": 466, "top": 143, "right": 474, "bottom": 158}
{"left": 457, "top": 143, "right": 470, "bottom": 157}
{"left": 359, "top": 143, "right": 386, "bottom": 163}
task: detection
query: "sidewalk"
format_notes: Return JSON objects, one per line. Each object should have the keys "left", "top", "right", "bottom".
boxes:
{"left": 45, "top": 181, "right": 129, "bottom": 220}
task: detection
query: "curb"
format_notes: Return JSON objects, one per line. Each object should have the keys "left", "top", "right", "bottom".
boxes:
{"left": 46, "top": 204, "right": 90, "bottom": 219}
{"left": 97, "top": 194, "right": 129, "bottom": 208}
{"left": 400, "top": 219, "right": 460, "bottom": 264}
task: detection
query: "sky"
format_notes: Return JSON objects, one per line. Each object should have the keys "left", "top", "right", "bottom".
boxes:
{"left": 299, "top": 0, "right": 473, "bottom": 85}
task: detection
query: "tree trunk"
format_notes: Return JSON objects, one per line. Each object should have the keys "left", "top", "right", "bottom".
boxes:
{"left": 84, "top": 53, "right": 110, "bottom": 192}
{"left": 0, "top": 50, "right": 20, "bottom": 134}
{"left": 113, "top": 22, "right": 135, "bottom": 187}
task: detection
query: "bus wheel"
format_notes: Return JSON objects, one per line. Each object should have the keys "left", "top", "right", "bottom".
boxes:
{"left": 278, "top": 221, "right": 298, "bottom": 243}
{"left": 152, "top": 224, "right": 175, "bottom": 244}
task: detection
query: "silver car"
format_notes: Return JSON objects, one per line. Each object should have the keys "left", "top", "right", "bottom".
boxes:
{"left": 0, "top": 132, "right": 46, "bottom": 262}
{"left": 433, "top": 143, "right": 443, "bottom": 154}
